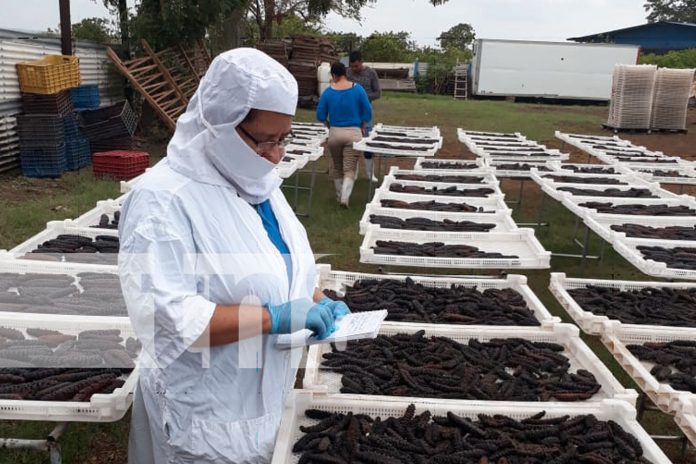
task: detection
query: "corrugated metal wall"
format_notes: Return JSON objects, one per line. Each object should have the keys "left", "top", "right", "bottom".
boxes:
{"left": 0, "top": 40, "right": 122, "bottom": 116}
{"left": 0, "top": 38, "right": 123, "bottom": 172}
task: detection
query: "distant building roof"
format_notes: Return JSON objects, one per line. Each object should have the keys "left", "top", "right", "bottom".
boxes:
{"left": 569, "top": 21, "right": 696, "bottom": 53}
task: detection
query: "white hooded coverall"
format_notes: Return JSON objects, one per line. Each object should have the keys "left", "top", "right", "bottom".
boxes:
{"left": 118, "top": 49, "right": 314, "bottom": 464}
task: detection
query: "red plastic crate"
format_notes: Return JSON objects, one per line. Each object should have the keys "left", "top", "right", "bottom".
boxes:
{"left": 92, "top": 150, "right": 149, "bottom": 181}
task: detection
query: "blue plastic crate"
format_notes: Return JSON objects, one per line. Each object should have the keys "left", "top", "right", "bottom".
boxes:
{"left": 63, "top": 114, "right": 81, "bottom": 139}
{"left": 70, "top": 85, "right": 100, "bottom": 110}
{"left": 65, "top": 137, "right": 91, "bottom": 171}
{"left": 20, "top": 143, "right": 66, "bottom": 178}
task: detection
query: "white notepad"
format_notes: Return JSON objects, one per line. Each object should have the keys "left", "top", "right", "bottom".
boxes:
{"left": 275, "top": 310, "right": 388, "bottom": 348}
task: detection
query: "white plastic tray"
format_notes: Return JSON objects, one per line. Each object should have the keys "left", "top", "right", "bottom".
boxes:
{"left": 371, "top": 188, "right": 510, "bottom": 212}
{"left": 386, "top": 166, "right": 498, "bottom": 184}
{"left": 601, "top": 326, "right": 696, "bottom": 415}
{"left": 413, "top": 157, "right": 485, "bottom": 170}
{"left": 285, "top": 144, "right": 324, "bottom": 162}
{"left": 315, "top": 264, "right": 559, "bottom": 326}
{"left": 3, "top": 222, "right": 119, "bottom": 268}
{"left": 531, "top": 169, "right": 643, "bottom": 186}
{"left": 272, "top": 392, "right": 670, "bottom": 464}
{"left": 613, "top": 237, "right": 696, "bottom": 280}
{"left": 380, "top": 177, "right": 503, "bottom": 198}
{"left": 549, "top": 273, "right": 696, "bottom": 336}
{"left": 373, "top": 123, "right": 440, "bottom": 137}
{"left": 277, "top": 157, "right": 299, "bottom": 179}
{"left": 282, "top": 153, "right": 310, "bottom": 170}
{"left": 485, "top": 160, "right": 552, "bottom": 178}
{"left": 0, "top": 313, "right": 136, "bottom": 422}
{"left": 369, "top": 133, "right": 443, "bottom": 149}
{"left": 674, "top": 411, "right": 696, "bottom": 447}
{"left": 360, "top": 227, "right": 551, "bottom": 269}
{"left": 457, "top": 128, "right": 524, "bottom": 141}
{"left": 358, "top": 205, "right": 518, "bottom": 235}
{"left": 585, "top": 214, "right": 696, "bottom": 244}
{"left": 303, "top": 323, "right": 637, "bottom": 406}
{"left": 69, "top": 200, "right": 121, "bottom": 230}
{"left": 119, "top": 168, "right": 152, "bottom": 193}
{"left": 561, "top": 194, "right": 696, "bottom": 219}
{"left": 353, "top": 138, "right": 439, "bottom": 157}
{"left": 619, "top": 164, "right": 696, "bottom": 185}
{"left": 546, "top": 161, "right": 621, "bottom": 175}
{"left": 478, "top": 150, "right": 570, "bottom": 162}
{"left": 0, "top": 259, "right": 122, "bottom": 318}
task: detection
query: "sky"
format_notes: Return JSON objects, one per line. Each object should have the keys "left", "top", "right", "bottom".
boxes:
{"left": 1, "top": 0, "right": 648, "bottom": 47}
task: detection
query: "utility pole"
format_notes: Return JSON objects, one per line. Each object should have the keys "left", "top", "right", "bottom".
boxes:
{"left": 59, "top": 0, "right": 72, "bottom": 55}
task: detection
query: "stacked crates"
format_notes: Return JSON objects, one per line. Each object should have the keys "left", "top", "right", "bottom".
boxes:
{"left": 607, "top": 65, "right": 657, "bottom": 130}
{"left": 15, "top": 55, "right": 88, "bottom": 177}
{"left": 79, "top": 101, "right": 138, "bottom": 153}
{"left": 92, "top": 150, "right": 149, "bottom": 181}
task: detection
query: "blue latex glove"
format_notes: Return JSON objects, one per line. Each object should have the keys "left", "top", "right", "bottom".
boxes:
{"left": 265, "top": 299, "right": 336, "bottom": 339}
{"left": 318, "top": 296, "right": 351, "bottom": 318}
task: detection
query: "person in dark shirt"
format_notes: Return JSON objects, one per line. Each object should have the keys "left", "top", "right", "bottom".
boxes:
{"left": 316, "top": 62, "right": 372, "bottom": 207}
{"left": 347, "top": 51, "right": 381, "bottom": 182}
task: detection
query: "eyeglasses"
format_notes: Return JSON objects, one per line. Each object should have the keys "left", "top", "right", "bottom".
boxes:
{"left": 237, "top": 124, "right": 292, "bottom": 154}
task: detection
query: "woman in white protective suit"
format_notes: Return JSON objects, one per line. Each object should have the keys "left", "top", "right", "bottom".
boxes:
{"left": 118, "top": 48, "right": 349, "bottom": 464}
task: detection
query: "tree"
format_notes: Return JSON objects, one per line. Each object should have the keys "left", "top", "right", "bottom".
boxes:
{"left": 131, "top": 0, "right": 246, "bottom": 50}
{"left": 249, "top": 0, "right": 450, "bottom": 41}
{"left": 437, "top": 23, "right": 475, "bottom": 51}
{"left": 72, "top": 18, "right": 115, "bottom": 44}
{"left": 361, "top": 31, "right": 416, "bottom": 62}
{"left": 644, "top": 0, "right": 696, "bottom": 23}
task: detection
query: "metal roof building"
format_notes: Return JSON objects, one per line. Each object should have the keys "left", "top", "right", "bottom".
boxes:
{"left": 569, "top": 22, "right": 696, "bottom": 53}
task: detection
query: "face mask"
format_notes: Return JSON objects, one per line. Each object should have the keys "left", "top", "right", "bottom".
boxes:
{"left": 205, "top": 123, "right": 281, "bottom": 203}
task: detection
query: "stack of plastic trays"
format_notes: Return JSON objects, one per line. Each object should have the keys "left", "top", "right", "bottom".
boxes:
{"left": 650, "top": 68, "right": 695, "bottom": 131}
{"left": 607, "top": 65, "right": 657, "bottom": 130}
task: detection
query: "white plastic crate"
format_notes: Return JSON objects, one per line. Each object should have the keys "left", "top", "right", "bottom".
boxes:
{"left": 69, "top": 200, "right": 121, "bottom": 230}
{"left": 613, "top": 237, "right": 696, "bottom": 280}
{"left": 360, "top": 227, "right": 551, "bottom": 269}
{"left": 316, "top": 264, "right": 559, "bottom": 326}
{"left": 353, "top": 138, "right": 438, "bottom": 157}
{"left": 549, "top": 273, "right": 696, "bottom": 336}
{"left": 272, "top": 392, "right": 670, "bottom": 464}
{"left": 119, "top": 168, "right": 152, "bottom": 193}
{"left": 358, "top": 205, "right": 518, "bottom": 235}
{"left": 531, "top": 169, "right": 644, "bottom": 187}
{"left": 0, "top": 313, "right": 137, "bottom": 422}
{"left": 371, "top": 188, "right": 510, "bottom": 212}
{"left": 478, "top": 149, "right": 570, "bottom": 162}
{"left": 413, "top": 157, "right": 485, "bottom": 171}
{"left": 601, "top": 326, "right": 696, "bottom": 415}
{"left": 303, "top": 323, "right": 637, "bottom": 406}
{"left": 547, "top": 161, "right": 621, "bottom": 176}
{"left": 380, "top": 177, "right": 503, "bottom": 198}
{"left": 3, "top": 222, "right": 119, "bottom": 268}
{"left": 585, "top": 214, "right": 696, "bottom": 244}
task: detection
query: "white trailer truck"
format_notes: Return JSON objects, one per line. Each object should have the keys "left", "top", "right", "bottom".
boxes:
{"left": 470, "top": 39, "right": 641, "bottom": 101}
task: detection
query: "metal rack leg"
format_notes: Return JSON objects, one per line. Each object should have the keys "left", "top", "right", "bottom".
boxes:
{"left": 0, "top": 422, "right": 68, "bottom": 464}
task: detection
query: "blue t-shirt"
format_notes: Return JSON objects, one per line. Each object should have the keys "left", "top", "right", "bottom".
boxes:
{"left": 254, "top": 200, "right": 292, "bottom": 286}
{"left": 316, "top": 84, "right": 372, "bottom": 128}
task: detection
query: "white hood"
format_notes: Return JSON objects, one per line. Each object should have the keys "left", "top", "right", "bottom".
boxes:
{"left": 167, "top": 48, "right": 299, "bottom": 204}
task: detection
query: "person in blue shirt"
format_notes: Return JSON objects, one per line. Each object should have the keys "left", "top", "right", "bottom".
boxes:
{"left": 316, "top": 62, "right": 372, "bottom": 207}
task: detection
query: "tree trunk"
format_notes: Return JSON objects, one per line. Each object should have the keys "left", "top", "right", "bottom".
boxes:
{"left": 261, "top": 0, "right": 275, "bottom": 41}
{"left": 117, "top": 0, "right": 131, "bottom": 59}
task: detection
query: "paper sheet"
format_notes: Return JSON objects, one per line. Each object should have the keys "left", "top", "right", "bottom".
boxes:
{"left": 275, "top": 310, "right": 388, "bottom": 348}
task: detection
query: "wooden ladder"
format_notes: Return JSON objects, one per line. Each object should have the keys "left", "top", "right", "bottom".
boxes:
{"left": 107, "top": 45, "right": 188, "bottom": 132}
{"left": 454, "top": 65, "right": 468, "bottom": 100}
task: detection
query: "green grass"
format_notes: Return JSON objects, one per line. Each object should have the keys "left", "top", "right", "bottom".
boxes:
{"left": 0, "top": 94, "right": 691, "bottom": 462}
